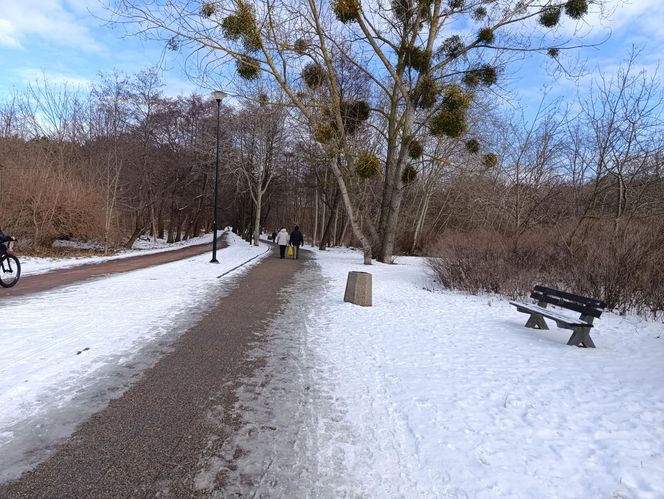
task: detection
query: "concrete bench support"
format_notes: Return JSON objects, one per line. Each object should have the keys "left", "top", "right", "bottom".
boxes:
{"left": 344, "top": 271, "right": 372, "bottom": 307}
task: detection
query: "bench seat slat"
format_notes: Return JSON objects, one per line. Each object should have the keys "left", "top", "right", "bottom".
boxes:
{"left": 509, "top": 302, "right": 592, "bottom": 327}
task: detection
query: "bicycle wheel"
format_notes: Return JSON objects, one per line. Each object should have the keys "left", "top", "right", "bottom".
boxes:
{"left": 0, "top": 254, "right": 21, "bottom": 288}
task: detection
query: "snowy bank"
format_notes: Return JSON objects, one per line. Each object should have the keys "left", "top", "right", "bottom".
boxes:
{"left": 306, "top": 248, "right": 664, "bottom": 498}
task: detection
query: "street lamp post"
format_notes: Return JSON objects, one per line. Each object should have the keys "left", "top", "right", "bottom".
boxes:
{"left": 210, "top": 90, "right": 228, "bottom": 263}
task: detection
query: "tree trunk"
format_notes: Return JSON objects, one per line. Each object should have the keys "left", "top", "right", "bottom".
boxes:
{"left": 125, "top": 215, "right": 145, "bottom": 249}
{"left": 319, "top": 187, "right": 339, "bottom": 250}
{"left": 253, "top": 188, "right": 262, "bottom": 246}
{"left": 330, "top": 155, "right": 372, "bottom": 264}
{"left": 313, "top": 187, "right": 319, "bottom": 247}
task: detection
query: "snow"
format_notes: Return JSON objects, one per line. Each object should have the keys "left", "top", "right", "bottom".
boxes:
{"left": 1, "top": 241, "right": 663, "bottom": 498}
{"left": 20, "top": 232, "right": 218, "bottom": 276}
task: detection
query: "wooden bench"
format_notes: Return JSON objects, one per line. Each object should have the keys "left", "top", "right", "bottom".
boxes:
{"left": 509, "top": 286, "right": 606, "bottom": 348}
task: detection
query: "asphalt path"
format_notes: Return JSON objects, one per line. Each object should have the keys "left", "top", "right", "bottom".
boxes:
{"left": 0, "top": 241, "right": 306, "bottom": 496}
{"left": 0, "top": 240, "right": 226, "bottom": 299}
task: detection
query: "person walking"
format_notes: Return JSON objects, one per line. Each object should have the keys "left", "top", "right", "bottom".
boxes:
{"left": 289, "top": 225, "right": 304, "bottom": 259}
{"left": 275, "top": 227, "right": 290, "bottom": 259}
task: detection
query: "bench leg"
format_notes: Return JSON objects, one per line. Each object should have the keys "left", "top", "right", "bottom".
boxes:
{"left": 525, "top": 313, "right": 549, "bottom": 330}
{"left": 566, "top": 327, "right": 596, "bottom": 348}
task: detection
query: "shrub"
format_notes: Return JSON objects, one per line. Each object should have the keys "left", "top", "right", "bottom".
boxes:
{"left": 426, "top": 222, "right": 664, "bottom": 316}
{"left": 1, "top": 166, "right": 108, "bottom": 248}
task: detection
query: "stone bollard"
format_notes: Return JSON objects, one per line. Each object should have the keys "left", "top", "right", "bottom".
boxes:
{"left": 344, "top": 271, "right": 372, "bottom": 306}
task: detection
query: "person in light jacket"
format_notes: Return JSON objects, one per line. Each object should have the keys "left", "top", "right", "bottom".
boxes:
{"left": 275, "top": 227, "right": 290, "bottom": 259}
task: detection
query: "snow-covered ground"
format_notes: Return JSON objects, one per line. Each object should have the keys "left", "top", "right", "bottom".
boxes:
{"left": 20, "top": 232, "right": 218, "bottom": 276}
{"left": 1, "top": 241, "right": 663, "bottom": 497}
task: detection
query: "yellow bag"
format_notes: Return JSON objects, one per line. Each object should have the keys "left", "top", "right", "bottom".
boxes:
{"left": 287, "top": 245, "right": 294, "bottom": 258}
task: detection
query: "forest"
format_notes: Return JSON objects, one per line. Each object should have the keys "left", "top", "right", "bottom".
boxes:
{"left": 1, "top": 0, "right": 662, "bottom": 315}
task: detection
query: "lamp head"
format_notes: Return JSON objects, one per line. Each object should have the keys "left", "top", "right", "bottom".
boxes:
{"left": 212, "top": 90, "right": 228, "bottom": 103}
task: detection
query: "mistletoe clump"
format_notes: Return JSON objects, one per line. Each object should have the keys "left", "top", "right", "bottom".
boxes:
{"left": 462, "top": 64, "right": 497, "bottom": 87}
{"left": 293, "top": 38, "right": 308, "bottom": 55}
{"left": 404, "top": 46, "right": 432, "bottom": 73}
{"left": 482, "top": 152, "right": 498, "bottom": 169}
{"left": 201, "top": 3, "right": 216, "bottom": 17}
{"left": 392, "top": 0, "right": 413, "bottom": 24}
{"left": 355, "top": 151, "right": 382, "bottom": 179}
{"left": 333, "top": 0, "right": 361, "bottom": 23}
{"left": 429, "top": 84, "right": 471, "bottom": 138}
{"left": 408, "top": 139, "right": 424, "bottom": 159}
{"left": 166, "top": 37, "right": 179, "bottom": 51}
{"left": 340, "top": 100, "right": 370, "bottom": 134}
{"left": 221, "top": 2, "right": 261, "bottom": 52}
{"left": 302, "top": 63, "right": 326, "bottom": 89}
{"left": 547, "top": 47, "right": 560, "bottom": 58}
{"left": 465, "top": 138, "right": 480, "bottom": 154}
{"left": 477, "top": 28, "right": 494, "bottom": 44}
{"left": 472, "top": 7, "right": 487, "bottom": 20}
{"left": 565, "top": 0, "right": 588, "bottom": 19}
{"left": 439, "top": 35, "right": 464, "bottom": 59}
{"left": 402, "top": 165, "right": 417, "bottom": 185}
{"left": 413, "top": 76, "right": 438, "bottom": 109}
{"left": 447, "top": 0, "right": 464, "bottom": 9}
{"left": 539, "top": 6, "right": 561, "bottom": 27}
{"left": 313, "top": 123, "right": 336, "bottom": 144}
{"left": 236, "top": 55, "right": 261, "bottom": 80}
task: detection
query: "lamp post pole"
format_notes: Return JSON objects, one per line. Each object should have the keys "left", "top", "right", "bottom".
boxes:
{"left": 210, "top": 90, "right": 228, "bottom": 263}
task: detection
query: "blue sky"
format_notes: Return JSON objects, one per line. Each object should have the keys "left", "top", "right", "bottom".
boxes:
{"left": 0, "top": 0, "right": 197, "bottom": 98}
{"left": 0, "top": 0, "right": 662, "bottom": 104}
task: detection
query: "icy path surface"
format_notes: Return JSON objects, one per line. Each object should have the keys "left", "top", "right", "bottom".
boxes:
{"left": 0, "top": 234, "right": 268, "bottom": 482}
{"left": 195, "top": 249, "right": 664, "bottom": 499}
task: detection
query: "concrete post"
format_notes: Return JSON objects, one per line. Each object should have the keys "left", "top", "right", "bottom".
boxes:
{"left": 344, "top": 271, "right": 372, "bottom": 306}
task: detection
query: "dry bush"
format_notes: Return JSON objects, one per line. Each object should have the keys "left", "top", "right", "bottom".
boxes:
{"left": 0, "top": 166, "right": 110, "bottom": 248}
{"left": 427, "top": 223, "right": 664, "bottom": 316}
{"left": 426, "top": 230, "right": 541, "bottom": 297}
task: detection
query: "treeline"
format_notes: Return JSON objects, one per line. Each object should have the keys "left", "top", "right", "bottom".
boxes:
{"left": 0, "top": 69, "right": 299, "bottom": 251}
{"left": 1, "top": 59, "right": 663, "bottom": 314}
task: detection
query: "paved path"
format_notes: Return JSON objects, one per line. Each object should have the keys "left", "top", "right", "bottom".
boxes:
{"left": 1, "top": 240, "right": 227, "bottom": 299}
{"left": 0, "top": 244, "right": 306, "bottom": 497}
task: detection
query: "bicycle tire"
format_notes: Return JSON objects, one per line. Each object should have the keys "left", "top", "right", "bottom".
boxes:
{"left": 0, "top": 254, "right": 21, "bottom": 288}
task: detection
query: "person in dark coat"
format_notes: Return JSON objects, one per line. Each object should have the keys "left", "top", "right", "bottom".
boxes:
{"left": 289, "top": 225, "right": 304, "bottom": 259}
{"left": 0, "top": 228, "right": 15, "bottom": 255}
{"left": 271, "top": 230, "right": 277, "bottom": 242}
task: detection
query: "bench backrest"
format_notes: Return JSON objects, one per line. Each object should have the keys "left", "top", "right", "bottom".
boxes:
{"left": 531, "top": 285, "right": 606, "bottom": 319}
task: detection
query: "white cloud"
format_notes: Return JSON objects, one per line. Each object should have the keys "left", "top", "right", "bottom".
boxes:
{"left": 0, "top": 0, "right": 104, "bottom": 51}
{"left": 15, "top": 68, "right": 93, "bottom": 90}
